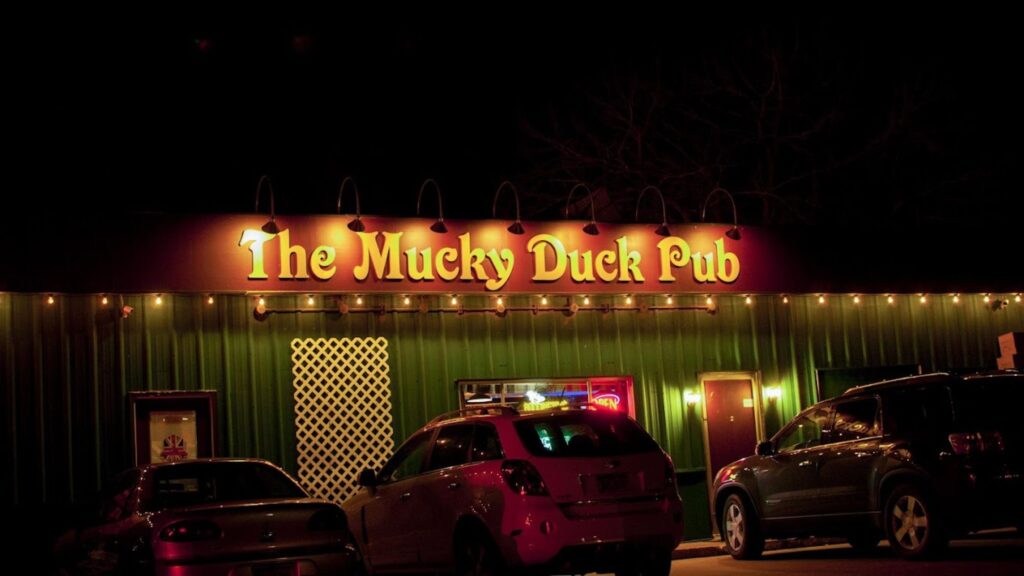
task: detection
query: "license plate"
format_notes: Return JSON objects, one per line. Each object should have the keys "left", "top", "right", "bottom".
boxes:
{"left": 253, "top": 563, "right": 296, "bottom": 576}
{"left": 596, "top": 473, "right": 628, "bottom": 493}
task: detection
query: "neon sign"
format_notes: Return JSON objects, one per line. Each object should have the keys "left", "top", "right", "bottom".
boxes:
{"left": 592, "top": 393, "right": 622, "bottom": 411}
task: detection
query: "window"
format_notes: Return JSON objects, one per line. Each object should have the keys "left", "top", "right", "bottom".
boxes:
{"left": 428, "top": 425, "right": 475, "bottom": 471}
{"left": 471, "top": 424, "right": 504, "bottom": 462}
{"left": 883, "top": 385, "right": 953, "bottom": 438}
{"left": 829, "top": 398, "right": 880, "bottom": 442}
{"left": 149, "top": 462, "right": 305, "bottom": 510}
{"left": 776, "top": 405, "right": 832, "bottom": 453}
{"left": 514, "top": 412, "right": 659, "bottom": 457}
{"left": 379, "top": 431, "right": 433, "bottom": 483}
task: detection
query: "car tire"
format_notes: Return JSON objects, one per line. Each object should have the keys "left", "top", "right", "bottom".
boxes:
{"left": 721, "top": 494, "right": 764, "bottom": 560}
{"left": 614, "top": 546, "right": 672, "bottom": 576}
{"left": 454, "top": 528, "right": 505, "bottom": 576}
{"left": 884, "top": 484, "right": 946, "bottom": 559}
{"left": 846, "top": 531, "right": 880, "bottom": 551}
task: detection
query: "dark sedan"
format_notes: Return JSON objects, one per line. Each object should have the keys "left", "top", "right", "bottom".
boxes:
{"left": 54, "top": 458, "right": 359, "bottom": 575}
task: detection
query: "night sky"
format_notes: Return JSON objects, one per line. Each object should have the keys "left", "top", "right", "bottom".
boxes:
{"left": 9, "top": 8, "right": 1022, "bottom": 229}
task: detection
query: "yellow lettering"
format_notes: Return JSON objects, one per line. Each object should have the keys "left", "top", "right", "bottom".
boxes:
{"left": 527, "top": 234, "right": 568, "bottom": 281}
{"left": 406, "top": 247, "right": 435, "bottom": 281}
{"left": 568, "top": 250, "right": 595, "bottom": 282}
{"left": 616, "top": 237, "right": 644, "bottom": 282}
{"left": 239, "top": 229, "right": 276, "bottom": 280}
{"left": 692, "top": 252, "right": 715, "bottom": 282}
{"left": 657, "top": 237, "right": 691, "bottom": 282}
{"left": 459, "top": 233, "right": 488, "bottom": 281}
{"left": 715, "top": 238, "right": 740, "bottom": 283}
{"left": 435, "top": 247, "right": 459, "bottom": 281}
{"left": 485, "top": 249, "right": 515, "bottom": 291}
{"left": 595, "top": 250, "right": 617, "bottom": 282}
{"left": 353, "top": 231, "right": 404, "bottom": 281}
{"left": 310, "top": 246, "right": 336, "bottom": 280}
{"left": 277, "top": 229, "right": 308, "bottom": 279}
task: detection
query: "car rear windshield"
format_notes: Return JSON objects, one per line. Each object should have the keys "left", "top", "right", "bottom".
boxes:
{"left": 952, "top": 376, "right": 1024, "bottom": 429}
{"left": 149, "top": 462, "right": 306, "bottom": 510}
{"left": 514, "top": 412, "right": 660, "bottom": 457}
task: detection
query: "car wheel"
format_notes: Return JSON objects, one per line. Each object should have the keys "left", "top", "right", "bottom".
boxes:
{"left": 846, "top": 531, "right": 880, "bottom": 551}
{"left": 884, "top": 485, "right": 946, "bottom": 559}
{"left": 722, "top": 494, "right": 764, "bottom": 560}
{"left": 454, "top": 529, "right": 504, "bottom": 576}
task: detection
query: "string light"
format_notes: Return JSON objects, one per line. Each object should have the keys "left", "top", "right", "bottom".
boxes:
{"left": 101, "top": 296, "right": 108, "bottom": 305}
{"left": 258, "top": 297, "right": 266, "bottom": 306}
{"left": 853, "top": 295, "right": 861, "bottom": 304}
{"left": 952, "top": 294, "right": 960, "bottom": 304}
{"left": 625, "top": 295, "right": 633, "bottom": 305}
{"left": 1016, "top": 294, "right": 1022, "bottom": 303}
{"left": 155, "top": 295, "right": 163, "bottom": 306}
{"left": 706, "top": 296, "right": 714, "bottom": 306}
{"left": 207, "top": 295, "right": 214, "bottom": 305}
{"left": 497, "top": 296, "right": 504, "bottom": 306}
{"left": 983, "top": 294, "right": 991, "bottom": 303}
{"left": 403, "top": 296, "right": 411, "bottom": 305}
{"left": 666, "top": 296, "right": 673, "bottom": 305}
{"left": 307, "top": 295, "right": 315, "bottom": 306}
{"left": 818, "top": 295, "right": 826, "bottom": 305}
{"left": 887, "top": 295, "right": 895, "bottom": 305}
{"left": 919, "top": 294, "right": 927, "bottom": 304}
{"left": 47, "top": 295, "right": 55, "bottom": 305}
{"left": 541, "top": 295, "right": 548, "bottom": 305}
{"left": 451, "top": 296, "right": 458, "bottom": 306}
{"left": 583, "top": 296, "right": 590, "bottom": 305}
{"left": 782, "top": 296, "right": 789, "bottom": 304}
{"left": 745, "top": 295, "right": 752, "bottom": 305}
{"left": 356, "top": 295, "right": 363, "bottom": 305}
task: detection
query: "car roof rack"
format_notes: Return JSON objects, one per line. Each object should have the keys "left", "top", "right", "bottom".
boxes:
{"left": 429, "top": 405, "right": 519, "bottom": 424}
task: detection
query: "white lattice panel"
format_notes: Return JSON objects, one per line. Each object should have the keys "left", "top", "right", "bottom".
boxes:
{"left": 292, "top": 337, "right": 394, "bottom": 503}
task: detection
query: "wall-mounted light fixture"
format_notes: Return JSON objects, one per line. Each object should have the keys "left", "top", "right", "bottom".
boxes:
{"left": 492, "top": 180, "right": 525, "bottom": 235}
{"left": 564, "top": 183, "right": 599, "bottom": 235}
{"left": 336, "top": 176, "right": 365, "bottom": 232}
{"left": 763, "top": 386, "right": 782, "bottom": 401}
{"left": 417, "top": 178, "right": 447, "bottom": 233}
{"left": 700, "top": 186, "right": 741, "bottom": 240}
{"left": 254, "top": 174, "right": 279, "bottom": 234}
{"left": 684, "top": 390, "right": 702, "bottom": 406}
{"left": 635, "top": 185, "right": 671, "bottom": 237}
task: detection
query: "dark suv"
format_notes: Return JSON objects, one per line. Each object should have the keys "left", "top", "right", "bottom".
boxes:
{"left": 712, "top": 371, "right": 1024, "bottom": 559}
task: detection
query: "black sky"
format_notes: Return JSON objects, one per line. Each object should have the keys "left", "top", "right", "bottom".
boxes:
{"left": 8, "top": 7, "right": 1022, "bottom": 228}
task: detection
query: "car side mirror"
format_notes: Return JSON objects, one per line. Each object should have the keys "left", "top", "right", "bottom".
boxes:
{"left": 358, "top": 468, "right": 378, "bottom": 488}
{"left": 755, "top": 441, "right": 775, "bottom": 457}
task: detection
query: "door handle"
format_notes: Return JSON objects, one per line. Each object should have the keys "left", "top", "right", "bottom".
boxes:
{"left": 447, "top": 481, "right": 461, "bottom": 490}
{"left": 399, "top": 492, "right": 411, "bottom": 501}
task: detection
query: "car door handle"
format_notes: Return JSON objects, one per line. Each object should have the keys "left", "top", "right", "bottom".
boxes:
{"left": 447, "top": 482, "right": 461, "bottom": 490}
{"left": 399, "top": 492, "right": 412, "bottom": 501}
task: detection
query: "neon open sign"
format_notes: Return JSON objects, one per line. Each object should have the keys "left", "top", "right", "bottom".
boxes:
{"left": 592, "top": 393, "right": 622, "bottom": 411}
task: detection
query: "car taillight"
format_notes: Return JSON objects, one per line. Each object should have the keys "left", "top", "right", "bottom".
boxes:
{"left": 159, "top": 520, "right": 222, "bottom": 542}
{"left": 948, "top": 432, "right": 1005, "bottom": 456}
{"left": 308, "top": 507, "right": 348, "bottom": 532}
{"left": 501, "top": 460, "right": 549, "bottom": 496}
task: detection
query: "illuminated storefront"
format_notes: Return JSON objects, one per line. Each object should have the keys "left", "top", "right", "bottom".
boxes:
{"left": 2, "top": 212, "right": 1021, "bottom": 539}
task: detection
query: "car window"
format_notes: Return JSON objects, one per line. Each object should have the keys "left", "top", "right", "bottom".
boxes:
{"left": 776, "top": 405, "right": 832, "bottom": 453}
{"left": 471, "top": 424, "right": 504, "bottom": 462}
{"left": 427, "top": 425, "right": 475, "bottom": 471}
{"left": 828, "top": 398, "right": 880, "bottom": 443}
{"left": 883, "top": 385, "right": 953, "bottom": 439}
{"left": 149, "top": 462, "right": 306, "bottom": 510}
{"left": 514, "top": 411, "right": 659, "bottom": 457}
{"left": 379, "top": 431, "right": 433, "bottom": 483}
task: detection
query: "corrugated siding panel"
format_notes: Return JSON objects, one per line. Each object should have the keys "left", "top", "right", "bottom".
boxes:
{"left": 2, "top": 292, "right": 1022, "bottom": 519}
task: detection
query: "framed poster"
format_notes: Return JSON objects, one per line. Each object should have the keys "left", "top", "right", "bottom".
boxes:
{"left": 128, "top": 391, "right": 217, "bottom": 465}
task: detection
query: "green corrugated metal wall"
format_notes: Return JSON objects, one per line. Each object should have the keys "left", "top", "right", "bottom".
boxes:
{"left": 2, "top": 292, "right": 1022, "bottom": 538}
